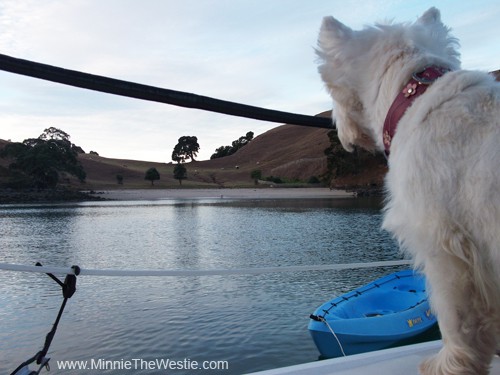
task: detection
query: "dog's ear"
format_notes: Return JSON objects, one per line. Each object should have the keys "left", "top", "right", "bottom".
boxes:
{"left": 414, "top": 7, "right": 460, "bottom": 68}
{"left": 317, "top": 16, "right": 353, "bottom": 80}
{"left": 317, "top": 16, "right": 354, "bottom": 91}
{"left": 418, "top": 7, "right": 442, "bottom": 26}
{"left": 319, "top": 16, "right": 352, "bottom": 47}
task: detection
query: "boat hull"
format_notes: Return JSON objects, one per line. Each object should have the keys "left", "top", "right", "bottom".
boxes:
{"left": 308, "top": 270, "right": 440, "bottom": 358}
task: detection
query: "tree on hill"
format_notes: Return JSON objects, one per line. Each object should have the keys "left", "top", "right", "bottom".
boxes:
{"left": 38, "top": 126, "right": 86, "bottom": 154}
{"left": 39, "top": 127, "right": 71, "bottom": 141}
{"left": 173, "top": 163, "right": 187, "bottom": 185}
{"left": 172, "top": 136, "right": 200, "bottom": 163}
{"left": 250, "top": 169, "right": 262, "bottom": 185}
{"left": 0, "top": 127, "right": 86, "bottom": 189}
{"left": 211, "top": 145, "right": 232, "bottom": 159}
{"left": 211, "top": 131, "right": 254, "bottom": 159}
{"left": 145, "top": 167, "right": 160, "bottom": 186}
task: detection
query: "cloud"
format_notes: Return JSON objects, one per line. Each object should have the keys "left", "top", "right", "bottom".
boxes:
{"left": 0, "top": 0, "right": 498, "bottom": 161}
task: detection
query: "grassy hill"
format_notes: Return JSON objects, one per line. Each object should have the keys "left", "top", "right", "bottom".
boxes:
{"left": 73, "top": 110, "right": 388, "bottom": 191}
{"left": 76, "top": 117, "right": 336, "bottom": 189}
{"left": 0, "top": 110, "right": 388, "bottom": 193}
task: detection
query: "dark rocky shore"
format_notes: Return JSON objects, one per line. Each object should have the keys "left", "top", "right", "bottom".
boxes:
{"left": 0, "top": 188, "right": 105, "bottom": 204}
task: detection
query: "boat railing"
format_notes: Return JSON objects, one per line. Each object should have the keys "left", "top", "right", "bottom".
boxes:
{"left": 0, "top": 259, "right": 411, "bottom": 277}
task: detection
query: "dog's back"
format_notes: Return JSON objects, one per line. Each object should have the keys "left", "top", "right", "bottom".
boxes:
{"left": 383, "top": 69, "right": 500, "bottom": 272}
{"left": 383, "top": 68, "right": 500, "bottom": 305}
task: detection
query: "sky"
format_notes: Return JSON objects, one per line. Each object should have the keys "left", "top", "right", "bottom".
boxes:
{"left": 0, "top": 0, "right": 499, "bottom": 162}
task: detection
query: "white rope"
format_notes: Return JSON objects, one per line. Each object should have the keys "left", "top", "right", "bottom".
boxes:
{"left": 0, "top": 260, "right": 412, "bottom": 277}
{"left": 320, "top": 316, "right": 347, "bottom": 357}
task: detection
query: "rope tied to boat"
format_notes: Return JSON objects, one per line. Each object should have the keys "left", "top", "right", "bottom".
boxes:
{"left": 311, "top": 315, "right": 347, "bottom": 357}
{"left": 10, "top": 263, "right": 80, "bottom": 375}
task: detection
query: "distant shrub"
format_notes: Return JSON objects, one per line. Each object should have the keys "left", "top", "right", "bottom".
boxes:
{"left": 250, "top": 169, "right": 262, "bottom": 185}
{"left": 211, "top": 131, "right": 254, "bottom": 159}
{"left": 145, "top": 167, "right": 160, "bottom": 186}
{"left": 264, "top": 176, "right": 283, "bottom": 184}
{"left": 173, "top": 164, "right": 187, "bottom": 185}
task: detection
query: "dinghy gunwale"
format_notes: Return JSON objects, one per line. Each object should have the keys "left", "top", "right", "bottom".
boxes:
{"left": 308, "top": 269, "right": 439, "bottom": 358}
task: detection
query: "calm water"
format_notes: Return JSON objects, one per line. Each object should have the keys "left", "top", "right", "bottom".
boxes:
{"left": 0, "top": 197, "right": 403, "bottom": 374}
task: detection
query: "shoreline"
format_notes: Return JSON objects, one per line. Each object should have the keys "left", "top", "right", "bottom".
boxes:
{"left": 88, "top": 187, "right": 356, "bottom": 201}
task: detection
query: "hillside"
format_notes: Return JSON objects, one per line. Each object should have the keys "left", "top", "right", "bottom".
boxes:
{"left": 73, "top": 110, "right": 387, "bottom": 190}
{"left": 76, "top": 115, "right": 338, "bottom": 189}
{"left": 2, "top": 111, "right": 385, "bottom": 191}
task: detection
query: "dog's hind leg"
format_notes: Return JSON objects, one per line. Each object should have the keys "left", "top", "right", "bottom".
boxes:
{"left": 418, "top": 228, "right": 497, "bottom": 375}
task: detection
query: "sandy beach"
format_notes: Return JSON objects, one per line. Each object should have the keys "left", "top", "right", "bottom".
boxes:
{"left": 89, "top": 187, "right": 355, "bottom": 201}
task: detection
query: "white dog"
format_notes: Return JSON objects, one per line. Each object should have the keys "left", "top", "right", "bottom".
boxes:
{"left": 317, "top": 7, "right": 499, "bottom": 375}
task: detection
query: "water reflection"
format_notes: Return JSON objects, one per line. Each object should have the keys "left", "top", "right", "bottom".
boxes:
{"left": 0, "top": 198, "right": 401, "bottom": 374}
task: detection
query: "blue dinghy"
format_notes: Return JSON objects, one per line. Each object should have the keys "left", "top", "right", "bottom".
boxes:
{"left": 308, "top": 269, "right": 440, "bottom": 358}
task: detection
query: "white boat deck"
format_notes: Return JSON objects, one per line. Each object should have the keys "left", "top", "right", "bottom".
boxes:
{"left": 249, "top": 341, "right": 500, "bottom": 375}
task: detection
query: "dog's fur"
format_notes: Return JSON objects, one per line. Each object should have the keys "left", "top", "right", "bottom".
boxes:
{"left": 317, "top": 7, "right": 499, "bottom": 375}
